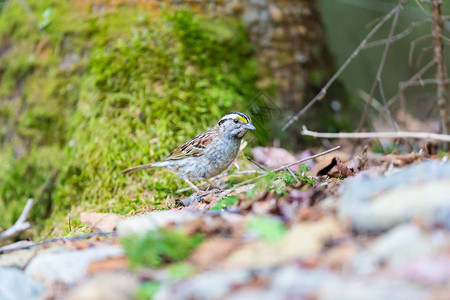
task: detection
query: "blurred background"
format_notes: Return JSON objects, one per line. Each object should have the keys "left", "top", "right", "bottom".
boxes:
{"left": 0, "top": 0, "right": 449, "bottom": 237}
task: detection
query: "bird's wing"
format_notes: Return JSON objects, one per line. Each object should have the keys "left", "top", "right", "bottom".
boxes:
{"left": 165, "top": 129, "right": 215, "bottom": 160}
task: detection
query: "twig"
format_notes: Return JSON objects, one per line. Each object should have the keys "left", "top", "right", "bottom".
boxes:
{"left": 0, "top": 199, "right": 34, "bottom": 241}
{"left": 175, "top": 170, "right": 265, "bottom": 193}
{"left": 0, "top": 231, "right": 116, "bottom": 254}
{"left": 287, "top": 167, "right": 300, "bottom": 184}
{"left": 409, "top": 34, "right": 433, "bottom": 66}
{"left": 357, "top": 0, "right": 405, "bottom": 132}
{"left": 357, "top": 89, "right": 385, "bottom": 113}
{"left": 397, "top": 78, "right": 450, "bottom": 89}
{"left": 301, "top": 126, "right": 450, "bottom": 142}
{"left": 202, "top": 146, "right": 341, "bottom": 210}
{"left": 282, "top": 2, "right": 401, "bottom": 131}
{"left": 387, "top": 59, "right": 435, "bottom": 108}
{"left": 364, "top": 18, "right": 430, "bottom": 49}
{"left": 429, "top": 0, "right": 449, "bottom": 136}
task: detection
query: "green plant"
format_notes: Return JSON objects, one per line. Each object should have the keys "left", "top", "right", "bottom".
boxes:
{"left": 121, "top": 228, "right": 204, "bottom": 269}
{"left": 247, "top": 215, "right": 286, "bottom": 241}
{"left": 135, "top": 281, "right": 159, "bottom": 299}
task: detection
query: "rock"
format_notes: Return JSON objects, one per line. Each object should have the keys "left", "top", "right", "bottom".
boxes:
{"left": 0, "top": 241, "right": 38, "bottom": 268}
{"left": 65, "top": 273, "right": 138, "bottom": 300}
{"left": 351, "top": 224, "right": 449, "bottom": 275}
{"left": 339, "top": 161, "right": 450, "bottom": 232}
{"left": 269, "top": 266, "right": 427, "bottom": 299}
{"left": 0, "top": 267, "right": 45, "bottom": 300}
{"left": 153, "top": 269, "right": 252, "bottom": 300}
{"left": 117, "top": 210, "right": 198, "bottom": 237}
{"left": 225, "top": 218, "right": 340, "bottom": 268}
{"left": 154, "top": 265, "right": 428, "bottom": 300}
{"left": 396, "top": 256, "right": 450, "bottom": 286}
{"left": 25, "top": 246, "right": 124, "bottom": 284}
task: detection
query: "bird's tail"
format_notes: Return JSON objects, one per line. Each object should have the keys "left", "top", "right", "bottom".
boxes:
{"left": 120, "top": 163, "right": 156, "bottom": 174}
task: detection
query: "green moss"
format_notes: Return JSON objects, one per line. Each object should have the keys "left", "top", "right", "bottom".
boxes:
{"left": 121, "top": 228, "right": 204, "bottom": 269}
{"left": 0, "top": 2, "right": 259, "bottom": 237}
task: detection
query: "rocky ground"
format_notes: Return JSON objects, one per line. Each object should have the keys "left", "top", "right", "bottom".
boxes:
{"left": 1, "top": 145, "right": 450, "bottom": 300}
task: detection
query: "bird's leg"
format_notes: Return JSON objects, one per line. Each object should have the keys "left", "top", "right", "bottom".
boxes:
{"left": 205, "top": 180, "right": 222, "bottom": 191}
{"left": 183, "top": 179, "right": 204, "bottom": 194}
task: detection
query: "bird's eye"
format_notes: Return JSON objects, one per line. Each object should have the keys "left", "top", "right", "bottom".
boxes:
{"left": 233, "top": 119, "right": 239, "bottom": 124}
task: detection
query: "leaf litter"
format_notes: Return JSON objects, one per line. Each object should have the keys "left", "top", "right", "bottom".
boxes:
{"left": 5, "top": 144, "right": 450, "bottom": 299}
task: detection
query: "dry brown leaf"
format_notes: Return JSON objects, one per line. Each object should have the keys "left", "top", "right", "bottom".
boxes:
{"left": 87, "top": 256, "right": 128, "bottom": 274}
{"left": 80, "top": 212, "right": 123, "bottom": 232}
{"left": 250, "top": 147, "right": 300, "bottom": 171}
{"left": 189, "top": 237, "right": 239, "bottom": 267}
{"left": 381, "top": 152, "right": 422, "bottom": 167}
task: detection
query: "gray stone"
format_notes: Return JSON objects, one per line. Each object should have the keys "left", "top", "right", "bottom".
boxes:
{"left": 25, "top": 246, "right": 123, "bottom": 284}
{"left": 339, "top": 160, "right": 450, "bottom": 232}
{"left": 0, "top": 267, "right": 45, "bottom": 300}
{"left": 270, "top": 266, "right": 427, "bottom": 300}
{"left": 153, "top": 265, "right": 429, "bottom": 300}
{"left": 351, "top": 224, "right": 448, "bottom": 275}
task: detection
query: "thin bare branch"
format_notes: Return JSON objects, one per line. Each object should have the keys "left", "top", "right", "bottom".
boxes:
{"left": 429, "top": 0, "right": 449, "bottom": 136}
{"left": 409, "top": 34, "right": 433, "bottom": 65}
{"left": 202, "top": 146, "right": 341, "bottom": 209}
{"left": 0, "top": 199, "right": 34, "bottom": 241}
{"left": 364, "top": 18, "right": 430, "bottom": 49}
{"left": 282, "top": 3, "right": 401, "bottom": 131}
{"left": 301, "top": 126, "right": 450, "bottom": 142}
{"left": 387, "top": 59, "right": 435, "bottom": 107}
{"left": 357, "top": 0, "right": 405, "bottom": 132}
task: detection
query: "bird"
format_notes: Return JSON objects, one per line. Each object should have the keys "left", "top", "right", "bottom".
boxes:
{"left": 121, "top": 112, "right": 256, "bottom": 193}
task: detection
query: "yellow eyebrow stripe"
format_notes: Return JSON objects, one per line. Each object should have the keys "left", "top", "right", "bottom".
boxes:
{"left": 237, "top": 116, "right": 248, "bottom": 123}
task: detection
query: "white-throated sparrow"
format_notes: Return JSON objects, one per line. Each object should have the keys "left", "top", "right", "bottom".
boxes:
{"left": 121, "top": 112, "right": 255, "bottom": 193}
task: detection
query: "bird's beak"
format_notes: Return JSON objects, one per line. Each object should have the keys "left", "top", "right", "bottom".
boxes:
{"left": 244, "top": 122, "right": 256, "bottom": 130}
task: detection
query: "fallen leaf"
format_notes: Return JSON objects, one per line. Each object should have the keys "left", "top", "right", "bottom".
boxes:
{"left": 189, "top": 237, "right": 239, "bottom": 267}
{"left": 381, "top": 152, "right": 422, "bottom": 167}
{"left": 87, "top": 256, "right": 128, "bottom": 274}
{"left": 80, "top": 212, "right": 123, "bottom": 232}
{"left": 250, "top": 147, "right": 300, "bottom": 171}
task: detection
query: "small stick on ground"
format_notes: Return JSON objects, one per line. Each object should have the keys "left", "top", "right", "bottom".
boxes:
{"left": 203, "top": 146, "right": 341, "bottom": 210}
{"left": 0, "top": 198, "right": 34, "bottom": 241}
{"left": 301, "top": 126, "right": 450, "bottom": 142}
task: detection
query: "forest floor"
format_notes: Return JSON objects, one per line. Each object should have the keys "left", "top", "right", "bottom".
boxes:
{"left": 1, "top": 142, "right": 450, "bottom": 300}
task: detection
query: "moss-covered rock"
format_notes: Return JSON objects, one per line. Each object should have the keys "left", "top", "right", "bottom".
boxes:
{"left": 0, "top": 1, "right": 259, "bottom": 237}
